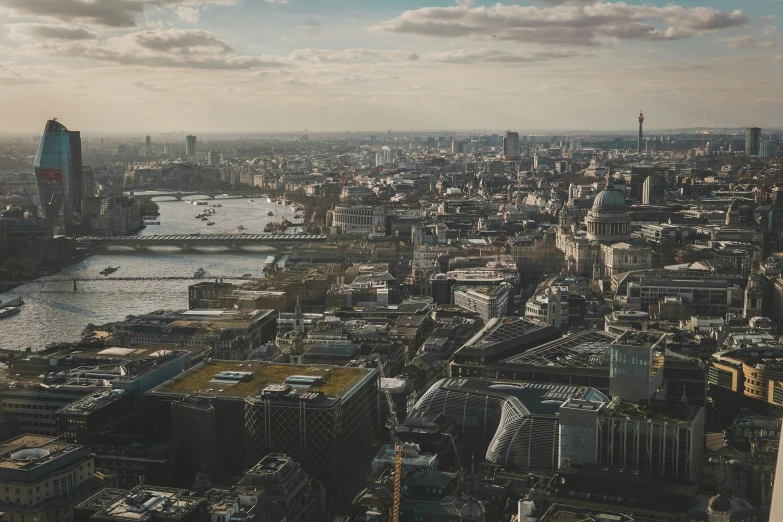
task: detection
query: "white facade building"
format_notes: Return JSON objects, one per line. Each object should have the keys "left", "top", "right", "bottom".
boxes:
{"left": 453, "top": 284, "right": 510, "bottom": 321}
{"left": 330, "top": 205, "right": 387, "bottom": 234}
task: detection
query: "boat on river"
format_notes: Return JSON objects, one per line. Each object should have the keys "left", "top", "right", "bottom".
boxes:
{"left": 194, "top": 268, "right": 206, "bottom": 278}
{"left": 1, "top": 297, "right": 23, "bottom": 308}
{"left": 0, "top": 307, "right": 20, "bottom": 319}
{"left": 100, "top": 267, "right": 119, "bottom": 276}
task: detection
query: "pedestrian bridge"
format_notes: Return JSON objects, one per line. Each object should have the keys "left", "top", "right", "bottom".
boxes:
{"left": 78, "top": 234, "right": 328, "bottom": 251}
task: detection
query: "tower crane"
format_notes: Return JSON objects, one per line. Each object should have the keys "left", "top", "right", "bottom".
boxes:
{"left": 495, "top": 203, "right": 507, "bottom": 268}
{"left": 372, "top": 355, "right": 402, "bottom": 522}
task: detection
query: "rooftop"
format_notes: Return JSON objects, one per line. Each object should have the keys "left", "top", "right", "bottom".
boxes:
{"left": 502, "top": 330, "right": 619, "bottom": 368}
{"left": 57, "top": 389, "right": 128, "bottom": 416}
{"left": 608, "top": 399, "right": 697, "bottom": 424}
{"left": 458, "top": 317, "right": 560, "bottom": 357}
{"left": 79, "top": 486, "right": 204, "bottom": 522}
{"left": 0, "top": 435, "right": 89, "bottom": 477}
{"left": 150, "top": 360, "right": 374, "bottom": 400}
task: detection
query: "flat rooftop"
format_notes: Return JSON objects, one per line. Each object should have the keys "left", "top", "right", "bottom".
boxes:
{"left": 0, "top": 435, "right": 88, "bottom": 475}
{"left": 458, "top": 317, "right": 559, "bottom": 357}
{"left": 608, "top": 399, "right": 697, "bottom": 424}
{"left": 80, "top": 486, "right": 203, "bottom": 522}
{"left": 502, "top": 330, "right": 619, "bottom": 368}
{"left": 149, "top": 361, "right": 374, "bottom": 400}
{"left": 57, "top": 389, "right": 128, "bottom": 416}
{"left": 120, "top": 309, "right": 274, "bottom": 329}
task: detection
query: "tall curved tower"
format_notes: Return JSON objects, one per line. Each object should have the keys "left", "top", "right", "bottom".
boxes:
{"left": 638, "top": 111, "right": 644, "bottom": 153}
{"left": 34, "top": 119, "right": 76, "bottom": 235}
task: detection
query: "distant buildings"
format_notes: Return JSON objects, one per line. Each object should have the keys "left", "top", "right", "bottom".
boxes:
{"left": 112, "top": 309, "right": 277, "bottom": 359}
{"left": 759, "top": 139, "right": 778, "bottom": 159}
{"left": 745, "top": 126, "right": 761, "bottom": 157}
{"left": 185, "top": 135, "right": 197, "bottom": 158}
{"left": 329, "top": 205, "right": 387, "bottom": 234}
{"left": 503, "top": 131, "right": 520, "bottom": 158}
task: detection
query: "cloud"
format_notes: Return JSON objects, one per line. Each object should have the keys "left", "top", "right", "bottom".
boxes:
{"left": 297, "top": 19, "right": 321, "bottom": 35}
{"left": 9, "top": 23, "right": 96, "bottom": 41}
{"left": 425, "top": 48, "right": 581, "bottom": 64}
{"left": 370, "top": 2, "right": 749, "bottom": 46}
{"left": 0, "top": 0, "right": 239, "bottom": 28}
{"left": 288, "top": 48, "right": 419, "bottom": 63}
{"left": 0, "top": 65, "right": 47, "bottom": 84}
{"left": 722, "top": 35, "right": 775, "bottom": 48}
{"left": 38, "top": 28, "right": 287, "bottom": 70}
{"left": 175, "top": 7, "right": 200, "bottom": 23}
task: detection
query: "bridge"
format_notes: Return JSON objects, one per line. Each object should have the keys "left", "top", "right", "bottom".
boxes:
{"left": 126, "top": 191, "right": 255, "bottom": 201}
{"left": 78, "top": 234, "right": 328, "bottom": 251}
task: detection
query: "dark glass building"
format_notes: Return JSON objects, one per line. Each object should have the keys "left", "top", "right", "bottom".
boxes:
{"left": 34, "top": 119, "right": 81, "bottom": 235}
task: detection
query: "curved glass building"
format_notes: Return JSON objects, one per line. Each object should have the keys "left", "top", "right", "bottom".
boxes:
{"left": 34, "top": 119, "right": 80, "bottom": 235}
{"left": 407, "top": 378, "right": 609, "bottom": 471}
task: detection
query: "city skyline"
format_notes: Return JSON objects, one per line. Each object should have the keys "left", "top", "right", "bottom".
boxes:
{"left": 0, "top": 0, "right": 780, "bottom": 133}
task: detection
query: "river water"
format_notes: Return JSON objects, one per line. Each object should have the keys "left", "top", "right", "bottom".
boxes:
{"left": 0, "top": 195, "right": 300, "bottom": 351}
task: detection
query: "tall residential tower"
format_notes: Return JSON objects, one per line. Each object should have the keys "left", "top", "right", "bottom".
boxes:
{"left": 34, "top": 119, "right": 81, "bottom": 235}
{"left": 185, "top": 135, "right": 197, "bottom": 158}
{"left": 745, "top": 127, "right": 761, "bottom": 157}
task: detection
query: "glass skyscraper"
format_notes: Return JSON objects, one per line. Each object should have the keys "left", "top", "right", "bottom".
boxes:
{"left": 34, "top": 119, "right": 81, "bottom": 235}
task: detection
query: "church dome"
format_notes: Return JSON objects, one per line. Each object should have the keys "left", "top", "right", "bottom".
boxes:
{"left": 459, "top": 499, "right": 484, "bottom": 522}
{"left": 592, "top": 189, "right": 625, "bottom": 210}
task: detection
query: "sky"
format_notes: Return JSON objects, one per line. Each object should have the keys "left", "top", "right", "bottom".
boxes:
{"left": 0, "top": 0, "right": 780, "bottom": 135}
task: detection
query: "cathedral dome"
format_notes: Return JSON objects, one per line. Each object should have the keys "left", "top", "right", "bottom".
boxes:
{"left": 592, "top": 189, "right": 625, "bottom": 210}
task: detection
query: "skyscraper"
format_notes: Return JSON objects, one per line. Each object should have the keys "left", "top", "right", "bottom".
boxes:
{"left": 637, "top": 110, "right": 644, "bottom": 153}
{"left": 185, "top": 135, "right": 197, "bottom": 158}
{"left": 503, "top": 131, "right": 520, "bottom": 158}
{"left": 745, "top": 127, "right": 761, "bottom": 157}
{"left": 759, "top": 139, "right": 778, "bottom": 159}
{"left": 34, "top": 119, "right": 80, "bottom": 235}
{"left": 145, "top": 135, "right": 152, "bottom": 155}
{"left": 68, "top": 130, "right": 83, "bottom": 212}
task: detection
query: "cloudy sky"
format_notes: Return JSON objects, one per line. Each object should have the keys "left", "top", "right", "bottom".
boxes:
{"left": 0, "top": 0, "right": 778, "bottom": 134}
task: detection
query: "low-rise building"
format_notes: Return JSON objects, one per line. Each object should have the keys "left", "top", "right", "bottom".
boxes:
{"left": 112, "top": 309, "right": 277, "bottom": 360}
{"left": 453, "top": 285, "right": 510, "bottom": 322}
{"left": 0, "top": 435, "right": 116, "bottom": 522}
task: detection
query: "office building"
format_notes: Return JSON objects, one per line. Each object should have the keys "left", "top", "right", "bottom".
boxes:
{"left": 112, "top": 309, "right": 276, "bottom": 360}
{"left": 145, "top": 135, "right": 152, "bottom": 155}
{"left": 641, "top": 174, "right": 667, "bottom": 205}
{"left": 146, "top": 361, "right": 378, "bottom": 482}
{"left": 608, "top": 332, "right": 665, "bottom": 403}
{"left": 569, "top": 137, "right": 581, "bottom": 152}
{"left": 68, "top": 130, "right": 83, "bottom": 212}
{"left": 745, "top": 127, "right": 761, "bottom": 157}
{"left": 0, "top": 435, "right": 114, "bottom": 522}
{"left": 234, "top": 454, "right": 325, "bottom": 522}
{"left": 453, "top": 285, "right": 510, "bottom": 322}
{"left": 503, "top": 131, "right": 520, "bottom": 158}
{"left": 408, "top": 378, "right": 608, "bottom": 470}
{"left": 450, "top": 317, "right": 560, "bottom": 377}
{"left": 34, "top": 119, "right": 80, "bottom": 235}
{"left": 185, "top": 135, "right": 197, "bottom": 158}
{"left": 759, "top": 139, "right": 778, "bottom": 158}
{"left": 75, "top": 486, "right": 205, "bottom": 522}
{"left": 329, "top": 205, "right": 387, "bottom": 234}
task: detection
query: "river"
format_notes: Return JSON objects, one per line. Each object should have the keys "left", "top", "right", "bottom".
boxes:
{"left": 0, "top": 195, "right": 300, "bottom": 351}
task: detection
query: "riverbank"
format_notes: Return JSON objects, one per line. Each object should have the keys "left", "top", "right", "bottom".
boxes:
{"left": 0, "top": 248, "right": 92, "bottom": 294}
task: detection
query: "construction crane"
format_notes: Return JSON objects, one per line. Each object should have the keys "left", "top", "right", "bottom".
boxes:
{"left": 495, "top": 203, "right": 507, "bottom": 268}
{"left": 372, "top": 355, "right": 403, "bottom": 522}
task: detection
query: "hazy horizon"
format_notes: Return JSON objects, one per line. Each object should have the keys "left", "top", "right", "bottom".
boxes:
{"left": 0, "top": 0, "right": 779, "bottom": 134}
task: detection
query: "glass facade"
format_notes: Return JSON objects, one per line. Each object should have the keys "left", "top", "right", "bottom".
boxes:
{"left": 34, "top": 119, "right": 75, "bottom": 235}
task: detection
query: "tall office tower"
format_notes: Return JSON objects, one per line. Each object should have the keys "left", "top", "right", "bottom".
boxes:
{"left": 185, "top": 135, "right": 197, "bottom": 158}
{"left": 759, "top": 139, "right": 778, "bottom": 159}
{"left": 207, "top": 150, "right": 220, "bottom": 165}
{"left": 503, "top": 130, "right": 520, "bottom": 158}
{"left": 68, "top": 130, "right": 83, "bottom": 212}
{"left": 145, "top": 135, "right": 152, "bottom": 155}
{"left": 745, "top": 127, "right": 761, "bottom": 157}
{"left": 569, "top": 137, "right": 581, "bottom": 152}
{"left": 34, "top": 119, "right": 78, "bottom": 235}
{"left": 637, "top": 111, "right": 644, "bottom": 153}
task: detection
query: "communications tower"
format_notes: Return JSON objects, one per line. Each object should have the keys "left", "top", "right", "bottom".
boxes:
{"left": 638, "top": 111, "right": 644, "bottom": 153}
